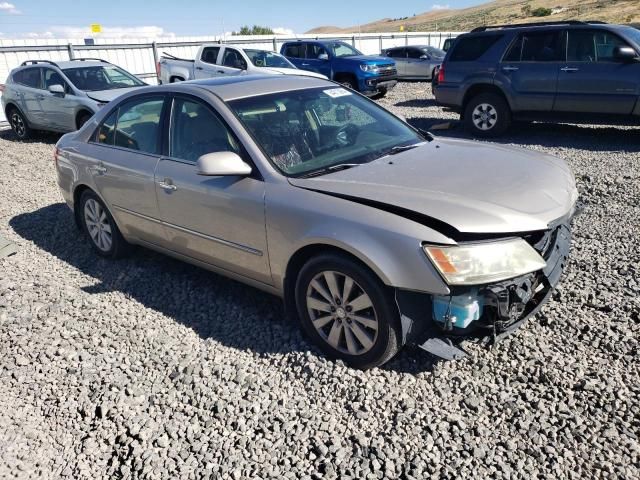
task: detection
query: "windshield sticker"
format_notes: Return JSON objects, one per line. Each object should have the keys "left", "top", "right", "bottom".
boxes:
{"left": 323, "top": 88, "right": 352, "bottom": 98}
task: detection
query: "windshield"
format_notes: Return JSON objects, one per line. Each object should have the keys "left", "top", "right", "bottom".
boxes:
{"left": 327, "top": 41, "right": 363, "bottom": 57}
{"left": 228, "top": 87, "right": 424, "bottom": 176}
{"left": 62, "top": 65, "right": 145, "bottom": 91}
{"left": 622, "top": 26, "right": 640, "bottom": 47}
{"left": 244, "top": 49, "right": 295, "bottom": 68}
{"left": 424, "top": 47, "right": 446, "bottom": 58}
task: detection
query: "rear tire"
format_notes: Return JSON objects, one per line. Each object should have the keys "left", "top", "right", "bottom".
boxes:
{"left": 294, "top": 253, "right": 402, "bottom": 369}
{"left": 8, "top": 107, "right": 31, "bottom": 140}
{"left": 463, "top": 92, "right": 511, "bottom": 137}
{"left": 78, "top": 190, "right": 130, "bottom": 259}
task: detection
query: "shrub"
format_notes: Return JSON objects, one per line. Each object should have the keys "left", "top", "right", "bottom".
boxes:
{"left": 531, "top": 7, "right": 552, "bottom": 17}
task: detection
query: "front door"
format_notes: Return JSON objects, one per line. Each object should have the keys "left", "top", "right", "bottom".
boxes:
{"left": 303, "top": 44, "right": 332, "bottom": 78}
{"left": 155, "top": 96, "right": 270, "bottom": 284}
{"left": 215, "top": 48, "right": 248, "bottom": 77}
{"left": 495, "top": 29, "right": 564, "bottom": 112}
{"left": 88, "top": 95, "right": 167, "bottom": 245}
{"left": 194, "top": 46, "right": 222, "bottom": 79}
{"left": 386, "top": 48, "right": 407, "bottom": 76}
{"left": 554, "top": 29, "right": 639, "bottom": 115}
{"left": 41, "top": 67, "right": 75, "bottom": 130}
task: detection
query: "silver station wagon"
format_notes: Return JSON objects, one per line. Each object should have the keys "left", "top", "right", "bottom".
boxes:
{"left": 55, "top": 75, "right": 577, "bottom": 368}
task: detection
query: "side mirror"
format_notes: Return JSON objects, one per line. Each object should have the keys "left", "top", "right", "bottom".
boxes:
{"left": 234, "top": 60, "right": 247, "bottom": 70}
{"left": 49, "top": 84, "right": 65, "bottom": 95}
{"left": 420, "top": 54, "right": 430, "bottom": 60}
{"left": 318, "top": 53, "right": 329, "bottom": 61}
{"left": 196, "top": 151, "right": 252, "bottom": 176}
{"left": 613, "top": 46, "right": 639, "bottom": 62}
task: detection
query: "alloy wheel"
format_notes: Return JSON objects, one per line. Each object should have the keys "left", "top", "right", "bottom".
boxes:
{"left": 83, "top": 198, "right": 113, "bottom": 252}
{"left": 305, "top": 270, "right": 379, "bottom": 355}
{"left": 11, "top": 112, "right": 26, "bottom": 137}
{"left": 472, "top": 103, "right": 498, "bottom": 131}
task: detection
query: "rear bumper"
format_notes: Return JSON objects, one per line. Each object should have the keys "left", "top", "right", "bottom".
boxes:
{"left": 397, "top": 219, "right": 573, "bottom": 360}
{"left": 433, "top": 84, "right": 463, "bottom": 110}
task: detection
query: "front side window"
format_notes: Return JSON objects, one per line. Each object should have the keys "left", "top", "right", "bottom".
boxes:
{"left": 201, "top": 46, "right": 220, "bottom": 64}
{"left": 567, "top": 30, "right": 631, "bottom": 62}
{"left": 245, "top": 50, "right": 294, "bottom": 68}
{"left": 386, "top": 48, "right": 406, "bottom": 59}
{"left": 450, "top": 34, "right": 502, "bottom": 61}
{"left": 407, "top": 48, "right": 424, "bottom": 59}
{"left": 170, "top": 98, "right": 240, "bottom": 163}
{"left": 327, "top": 42, "right": 362, "bottom": 58}
{"left": 229, "top": 87, "right": 424, "bottom": 176}
{"left": 13, "top": 68, "right": 41, "bottom": 88}
{"left": 42, "top": 68, "right": 68, "bottom": 91}
{"left": 307, "top": 44, "right": 328, "bottom": 59}
{"left": 503, "top": 31, "right": 563, "bottom": 62}
{"left": 222, "top": 49, "right": 247, "bottom": 69}
{"left": 62, "top": 65, "right": 145, "bottom": 91}
{"left": 96, "top": 97, "right": 164, "bottom": 154}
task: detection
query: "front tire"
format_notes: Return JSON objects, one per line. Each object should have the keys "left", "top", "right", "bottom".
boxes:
{"left": 463, "top": 92, "right": 511, "bottom": 137}
{"left": 79, "top": 190, "right": 130, "bottom": 258}
{"left": 294, "top": 253, "right": 401, "bottom": 369}
{"left": 76, "top": 111, "right": 93, "bottom": 130}
{"left": 8, "top": 108, "right": 31, "bottom": 140}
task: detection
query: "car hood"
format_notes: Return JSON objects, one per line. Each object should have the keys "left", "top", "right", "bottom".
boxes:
{"left": 86, "top": 86, "right": 145, "bottom": 103}
{"left": 288, "top": 137, "right": 578, "bottom": 237}
{"left": 261, "top": 67, "right": 328, "bottom": 79}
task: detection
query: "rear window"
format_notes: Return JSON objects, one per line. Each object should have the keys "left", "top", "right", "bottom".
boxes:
{"left": 449, "top": 34, "right": 502, "bottom": 61}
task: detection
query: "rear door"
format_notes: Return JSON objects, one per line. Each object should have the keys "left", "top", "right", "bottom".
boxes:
{"left": 13, "top": 67, "right": 46, "bottom": 127}
{"left": 406, "top": 47, "right": 430, "bottom": 78}
{"left": 41, "top": 67, "right": 75, "bottom": 130}
{"left": 194, "top": 46, "right": 222, "bottom": 79}
{"left": 386, "top": 48, "right": 407, "bottom": 76}
{"left": 154, "top": 95, "right": 270, "bottom": 283}
{"left": 495, "top": 29, "right": 564, "bottom": 112}
{"left": 88, "top": 95, "right": 167, "bottom": 245}
{"left": 554, "top": 29, "right": 639, "bottom": 114}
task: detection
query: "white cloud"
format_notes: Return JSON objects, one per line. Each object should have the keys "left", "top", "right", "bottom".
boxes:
{"left": 272, "top": 27, "right": 294, "bottom": 36}
{"left": 0, "top": 2, "right": 21, "bottom": 14}
{"left": 23, "top": 25, "right": 175, "bottom": 40}
{"left": 431, "top": 4, "right": 450, "bottom": 10}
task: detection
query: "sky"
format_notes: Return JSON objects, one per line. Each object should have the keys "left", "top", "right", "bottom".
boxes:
{"left": 0, "top": 0, "right": 483, "bottom": 39}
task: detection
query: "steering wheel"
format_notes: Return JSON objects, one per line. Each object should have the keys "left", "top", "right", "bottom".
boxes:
{"left": 335, "top": 124, "right": 359, "bottom": 146}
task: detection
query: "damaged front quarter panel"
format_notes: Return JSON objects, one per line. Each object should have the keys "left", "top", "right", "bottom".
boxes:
{"left": 396, "top": 220, "right": 572, "bottom": 360}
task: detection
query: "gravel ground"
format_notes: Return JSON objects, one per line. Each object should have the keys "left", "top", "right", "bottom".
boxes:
{"left": 1, "top": 82, "right": 639, "bottom": 479}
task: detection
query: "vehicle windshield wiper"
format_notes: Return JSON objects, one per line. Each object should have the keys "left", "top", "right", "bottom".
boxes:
{"left": 297, "top": 163, "right": 360, "bottom": 178}
{"left": 386, "top": 142, "right": 427, "bottom": 156}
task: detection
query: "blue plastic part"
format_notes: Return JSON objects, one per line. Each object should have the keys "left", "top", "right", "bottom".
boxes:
{"left": 432, "top": 289, "right": 484, "bottom": 329}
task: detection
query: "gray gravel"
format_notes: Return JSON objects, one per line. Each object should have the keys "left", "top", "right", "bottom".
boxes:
{"left": 1, "top": 82, "right": 639, "bottom": 479}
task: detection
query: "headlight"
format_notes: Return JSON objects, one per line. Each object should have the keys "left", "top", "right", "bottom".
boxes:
{"left": 359, "top": 64, "right": 379, "bottom": 73}
{"left": 423, "top": 238, "right": 546, "bottom": 285}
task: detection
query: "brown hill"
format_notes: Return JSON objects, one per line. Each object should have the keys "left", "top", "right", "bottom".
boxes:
{"left": 306, "top": 0, "right": 640, "bottom": 33}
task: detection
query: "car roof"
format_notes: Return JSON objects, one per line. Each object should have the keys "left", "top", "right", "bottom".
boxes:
{"left": 180, "top": 74, "right": 332, "bottom": 101}
{"left": 466, "top": 22, "right": 627, "bottom": 35}
{"left": 18, "top": 60, "right": 111, "bottom": 70}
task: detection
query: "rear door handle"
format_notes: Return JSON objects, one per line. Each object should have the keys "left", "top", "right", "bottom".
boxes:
{"left": 217, "top": 70, "right": 225, "bottom": 74}
{"left": 561, "top": 67, "right": 579, "bottom": 72}
{"left": 501, "top": 66, "right": 519, "bottom": 72}
{"left": 158, "top": 180, "right": 177, "bottom": 192}
{"left": 301, "top": 63, "right": 310, "bottom": 66}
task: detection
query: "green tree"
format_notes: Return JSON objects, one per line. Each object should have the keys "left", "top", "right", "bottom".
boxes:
{"left": 531, "top": 7, "right": 552, "bottom": 17}
{"left": 232, "top": 25, "right": 275, "bottom": 36}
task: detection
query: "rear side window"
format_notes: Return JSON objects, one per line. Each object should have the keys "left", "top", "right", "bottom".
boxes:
{"left": 283, "top": 44, "right": 305, "bottom": 58}
{"left": 386, "top": 48, "right": 405, "bottom": 58}
{"left": 503, "top": 31, "right": 563, "bottom": 62}
{"left": 201, "top": 46, "right": 220, "bottom": 64}
{"left": 13, "top": 68, "right": 41, "bottom": 88}
{"left": 96, "top": 97, "right": 164, "bottom": 154}
{"left": 449, "top": 34, "right": 502, "bottom": 61}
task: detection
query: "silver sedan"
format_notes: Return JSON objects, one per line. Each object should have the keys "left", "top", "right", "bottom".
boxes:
{"left": 55, "top": 75, "right": 577, "bottom": 368}
{"left": 382, "top": 45, "right": 445, "bottom": 80}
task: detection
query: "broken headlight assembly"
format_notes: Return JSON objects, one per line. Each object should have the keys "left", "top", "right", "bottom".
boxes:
{"left": 423, "top": 238, "right": 547, "bottom": 286}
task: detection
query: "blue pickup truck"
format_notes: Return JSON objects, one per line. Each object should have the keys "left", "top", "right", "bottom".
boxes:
{"left": 281, "top": 40, "right": 397, "bottom": 97}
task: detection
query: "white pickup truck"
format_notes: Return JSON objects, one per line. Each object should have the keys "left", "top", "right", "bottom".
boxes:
{"left": 158, "top": 44, "right": 328, "bottom": 83}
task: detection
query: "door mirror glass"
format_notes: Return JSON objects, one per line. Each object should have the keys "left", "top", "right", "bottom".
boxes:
{"left": 613, "top": 46, "right": 638, "bottom": 61}
{"left": 197, "top": 151, "right": 252, "bottom": 176}
{"left": 48, "top": 84, "right": 65, "bottom": 95}
{"left": 318, "top": 53, "right": 329, "bottom": 61}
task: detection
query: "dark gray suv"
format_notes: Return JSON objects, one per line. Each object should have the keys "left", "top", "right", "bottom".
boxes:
{"left": 434, "top": 21, "right": 640, "bottom": 136}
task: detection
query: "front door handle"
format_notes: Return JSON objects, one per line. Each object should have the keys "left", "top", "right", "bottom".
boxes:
{"left": 217, "top": 70, "right": 225, "bottom": 74}
{"left": 501, "top": 66, "right": 519, "bottom": 72}
{"left": 196, "top": 66, "right": 204, "bottom": 70}
{"left": 301, "top": 63, "right": 310, "bottom": 66}
{"left": 560, "top": 67, "right": 579, "bottom": 72}
{"left": 158, "top": 181, "right": 177, "bottom": 192}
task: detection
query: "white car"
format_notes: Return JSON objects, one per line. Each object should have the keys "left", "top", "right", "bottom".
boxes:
{"left": 158, "top": 44, "right": 328, "bottom": 83}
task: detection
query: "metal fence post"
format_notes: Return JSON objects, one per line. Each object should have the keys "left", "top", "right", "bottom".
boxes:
{"left": 351, "top": 35, "right": 356, "bottom": 47}
{"left": 67, "top": 43, "right": 75, "bottom": 60}
{"left": 405, "top": 34, "right": 408, "bottom": 46}
{"left": 379, "top": 35, "right": 382, "bottom": 53}
{"left": 272, "top": 37, "right": 277, "bottom": 51}
{"left": 151, "top": 41, "right": 159, "bottom": 82}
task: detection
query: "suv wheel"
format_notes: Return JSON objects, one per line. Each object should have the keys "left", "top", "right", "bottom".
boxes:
{"left": 295, "top": 253, "right": 401, "bottom": 369}
{"left": 79, "top": 190, "right": 130, "bottom": 258}
{"left": 9, "top": 108, "right": 31, "bottom": 140}
{"left": 463, "top": 93, "right": 511, "bottom": 137}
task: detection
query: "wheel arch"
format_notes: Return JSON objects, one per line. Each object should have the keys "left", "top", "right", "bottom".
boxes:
{"left": 4, "top": 101, "right": 29, "bottom": 126}
{"left": 462, "top": 83, "right": 512, "bottom": 114}
{"left": 75, "top": 109, "right": 94, "bottom": 130}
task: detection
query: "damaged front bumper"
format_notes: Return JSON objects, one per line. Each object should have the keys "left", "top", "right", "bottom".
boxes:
{"left": 397, "top": 220, "right": 572, "bottom": 360}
